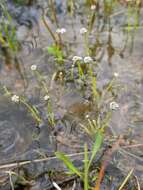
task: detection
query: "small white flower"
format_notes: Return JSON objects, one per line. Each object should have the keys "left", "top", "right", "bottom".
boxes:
{"left": 91, "top": 5, "right": 96, "bottom": 10}
{"left": 31, "top": 64, "right": 37, "bottom": 71}
{"left": 52, "top": 181, "right": 62, "bottom": 190}
{"left": 110, "top": 101, "right": 119, "bottom": 110}
{"left": 59, "top": 72, "right": 63, "bottom": 76}
{"left": 84, "top": 99, "right": 90, "bottom": 105}
{"left": 56, "top": 28, "right": 66, "bottom": 34}
{"left": 44, "top": 95, "right": 50, "bottom": 101}
{"left": 113, "top": 72, "right": 119, "bottom": 78}
{"left": 84, "top": 56, "right": 93, "bottom": 63}
{"left": 11, "top": 95, "right": 20, "bottom": 103}
{"left": 80, "top": 27, "right": 88, "bottom": 34}
{"left": 72, "top": 56, "right": 83, "bottom": 63}
{"left": 85, "top": 114, "right": 89, "bottom": 119}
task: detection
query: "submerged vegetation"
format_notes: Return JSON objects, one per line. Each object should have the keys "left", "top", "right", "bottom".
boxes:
{"left": 0, "top": 0, "right": 142, "bottom": 189}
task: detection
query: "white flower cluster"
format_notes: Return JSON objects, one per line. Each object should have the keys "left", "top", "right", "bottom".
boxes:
{"left": 44, "top": 95, "right": 50, "bottom": 101}
{"left": 72, "top": 56, "right": 93, "bottom": 63}
{"left": 84, "top": 56, "right": 93, "bottom": 63}
{"left": 31, "top": 64, "right": 37, "bottom": 71}
{"left": 11, "top": 95, "right": 20, "bottom": 103}
{"left": 56, "top": 28, "right": 66, "bottom": 34}
{"left": 72, "top": 56, "right": 83, "bottom": 63}
{"left": 113, "top": 72, "right": 119, "bottom": 77}
{"left": 110, "top": 101, "right": 119, "bottom": 110}
{"left": 80, "top": 27, "right": 88, "bottom": 34}
{"left": 91, "top": 5, "right": 96, "bottom": 10}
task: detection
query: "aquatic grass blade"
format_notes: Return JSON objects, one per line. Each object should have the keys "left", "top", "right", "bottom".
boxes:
{"left": 47, "top": 46, "right": 63, "bottom": 62}
{"left": 88, "top": 131, "right": 103, "bottom": 167}
{"left": 55, "top": 152, "right": 82, "bottom": 177}
{"left": 84, "top": 143, "right": 89, "bottom": 190}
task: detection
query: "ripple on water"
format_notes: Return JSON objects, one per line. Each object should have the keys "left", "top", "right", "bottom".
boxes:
{"left": 0, "top": 97, "right": 35, "bottom": 163}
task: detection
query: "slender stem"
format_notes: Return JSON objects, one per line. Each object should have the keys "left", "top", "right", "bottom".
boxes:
{"left": 34, "top": 70, "right": 49, "bottom": 94}
{"left": 50, "top": 0, "right": 59, "bottom": 27}
{"left": 50, "top": 0, "right": 63, "bottom": 47}
{"left": 42, "top": 8, "right": 58, "bottom": 45}
{"left": 84, "top": 33, "right": 89, "bottom": 55}
{"left": 20, "top": 98, "right": 42, "bottom": 124}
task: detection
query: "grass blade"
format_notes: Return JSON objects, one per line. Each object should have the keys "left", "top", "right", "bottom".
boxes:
{"left": 84, "top": 143, "right": 89, "bottom": 190}
{"left": 55, "top": 152, "right": 82, "bottom": 178}
{"left": 88, "top": 131, "right": 103, "bottom": 167}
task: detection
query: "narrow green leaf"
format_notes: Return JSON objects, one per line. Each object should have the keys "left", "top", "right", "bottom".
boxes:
{"left": 84, "top": 143, "right": 89, "bottom": 190}
{"left": 55, "top": 152, "right": 82, "bottom": 177}
{"left": 88, "top": 131, "right": 103, "bottom": 167}
{"left": 47, "top": 46, "right": 56, "bottom": 54}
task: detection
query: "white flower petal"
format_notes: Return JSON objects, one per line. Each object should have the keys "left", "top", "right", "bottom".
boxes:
{"left": 113, "top": 72, "right": 119, "bottom": 77}
{"left": 84, "top": 56, "right": 93, "bottom": 63}
{"left": 91, "top": 5, "right": 96, "bottom": 10}
{"left": 80, "top": 27, "right": 88, "bottom": 34}
{"left": 56, "top": 28, "right": 66, "bottom": 34}
{"left": 11, "top": 95, "right": 20, "bottom": 103}
{"left": 72, "top": 56, "right": 83, "bottom": 63}
{"left": 31, "top": 65, "right": 37, "bottom": 71}
{"left": 110, "top": 101, "right": 119, "bottom": 110}
{"left": 44, "top": 95, "right": 50, "bottom": 101}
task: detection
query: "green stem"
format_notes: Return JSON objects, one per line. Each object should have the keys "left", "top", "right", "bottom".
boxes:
{"left": 20, "top": 98, "right": 42, "bottom": 124}
{"left": 34, "top": 71, "right": 49, "bottom": 94}
{"left": 84, "top": 33, "right": 90, "bottom": 55}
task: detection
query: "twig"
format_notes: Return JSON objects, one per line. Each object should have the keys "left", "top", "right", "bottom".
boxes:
{"left": 122, "top": 143, "right": 143, "bottom": 149}
{"left": 0, "top": 151, "right": 92, "bottom": 171}
{"left": 119, "top": 148, "right": 143, "bottom": 162}
{"left": 94, "top": 135, "right": 125, "bottom": 190}
{"left": 5, "top": 171, "right": 15, "bottom": 190}
{"left": 134, "top": 175, "right": 141, "bottom": 190}
{"left": 53, "top": 181, "right": 62, "bottom": 190}
{"left": 118, "top": 168, "right": 134, "bottom": 190}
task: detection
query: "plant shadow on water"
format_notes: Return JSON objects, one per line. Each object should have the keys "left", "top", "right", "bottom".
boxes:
{"left": 0, "top": 0, "right": 143, "bottom": 189}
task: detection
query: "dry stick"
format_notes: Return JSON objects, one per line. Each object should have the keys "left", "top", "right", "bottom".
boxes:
{"left": 5, "top": 171, "right": 15, "bottom": 190}
{"left": 119, "top": 148, "right": 143, "bottom": 162}
{"left": 134, "top": 175, "right": 141, "bottom": 190}
{"left": 122, "top": 143, "right": 143, "bottom": 149}
{"left": 94, "top": 135, "right": 125, "bottom": 190}
{"left": 118, "top": 168, "right": 134, "bottom": 190}
{"left": 52, "top": 176, "right": 77, "bottom": 190}
{"left": 0, "top": 151, "right": 92, "bottom": 171}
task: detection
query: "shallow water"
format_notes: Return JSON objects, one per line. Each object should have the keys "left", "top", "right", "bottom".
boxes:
{"left": 0, "top": 0, "right": 143, "bottom": 189}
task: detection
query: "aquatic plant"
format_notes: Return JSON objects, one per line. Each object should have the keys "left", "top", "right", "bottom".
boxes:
{"left": 12, "top": 0, "right": 33, "bottom": 5}
{"left": 80, "top": 27, "right": 90, "bottom": 55}
{"left": 4, "top": 86, "right": 42, "bottom": 124}
{"left": 56, "top": 130, "right": 103, "bottom": 190}
{"left": 31, "top": 65, "right": 56, "bottom": 127}
{"left": 0, "top": 2, "right": 19, "bottom": 52}
{"left": 0, "top": 1, "right": 142, "bottom": 189}
{"left": 47, "top": 45, "right": 64, "bottom": 63}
